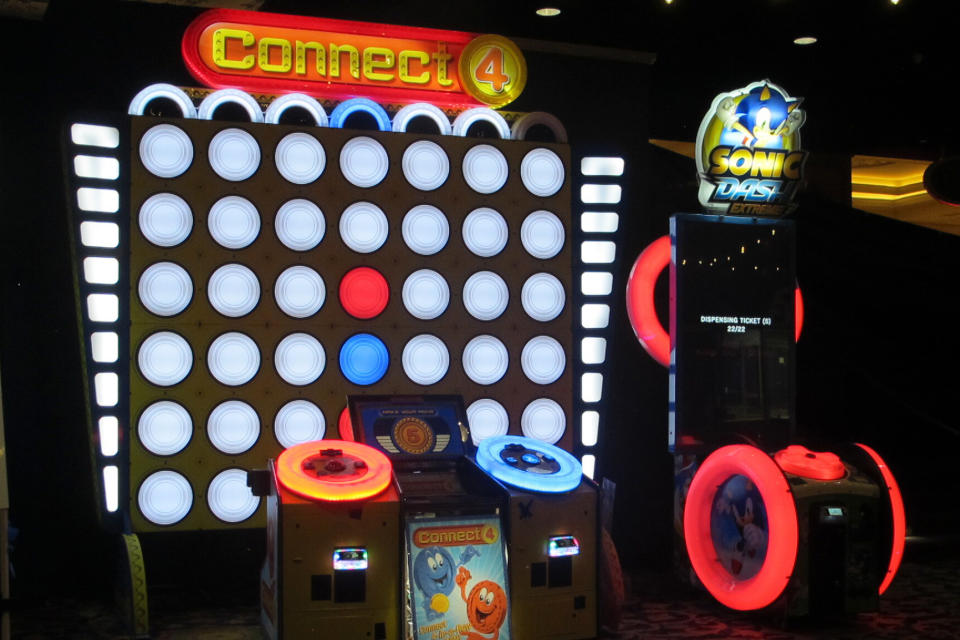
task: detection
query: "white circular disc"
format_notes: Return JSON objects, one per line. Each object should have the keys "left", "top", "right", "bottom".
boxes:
{"left": 274, "top": 400, "right": 326, "bottom": 448}
{"left": 138, "top": 331, "right": 192, "bottom": 387}
{"left": 275, "top": 132, "right": 325, "bottom": 184}
{"left": 207, "top": 400, "right": 260, "bottom": 455}
{"left": 466, "top": 398, "right": 509, "bottom": 445}
{"left": 402, "top": 140, "right": 449, "bottom": 191}
{"left": 462, "top": 208, "right": 508, "bottom": 257}
{"left": 462, "top": 144, "right": 508, "bottom": 194}
{"left": 521, "top": 398, "right": 566, "bottom": 444}
{"left": 520, "top": 148, "right": 565, "bottom": 197}
{"left": 209, "top": 128, "right": 261, "bottom": 181}
{"left": 140, "top": 124, "right": 193, "bottom": 178}
{"left": 274, "top": 266, "right": 325, "bottom": 318}
{"left": 274, "top": 333, "right": 326, "bottom": 386}
{"left": 402, "top": 269, "right": 450, "bottom": 320}
{"left": 521, "top": 336, "right": 566, "bottom": 385}
{"left": 521, "top": 210, "right": 565, "bottom": 259}
{"left": 339, "top": 136, "right": 389, "bottom": 187}
{"left": 402, "top": 334, "right": 450, "bottom": 386}
{"left": 402, "top": 205, "right": 449, "bottom": 255}
{"left": 138, "top": 262, "right": 193, "bottom": 317}
{"left": 138, "top": 470, "right": 193, "bottom": 526}
{"left": 521, "top": 272, "right": 566, "bottom": 322}
{"left": 207, "top": 264, "right": 260, "bottom": 318}
{"left": 463, "top": 271, "right": 509, "bottom": 321}
{"left": 339, "top": 202, "right": 389, "bottom": 253}
{"left": 275, "top": 199, "right": 325, "bottom": 251}
{"left": 207, "top": 196, "right": 261, "bottom": 249}
{"left": 208, "top": 332, "right": 260, "bottom": 386}
{"left": 139, "top": 193, "right": 193, "bottom": 247}
{"left": 207, "top": 468, "right": 260, "bottom": 523}
{"left": 462, "top": 335, "right": 509, "bottom": 385}
{"left": 138, "top": 400, "right": 193, "bottom": 456}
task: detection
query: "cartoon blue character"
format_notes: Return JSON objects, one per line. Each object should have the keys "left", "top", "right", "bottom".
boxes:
{"left": 710, "top": 476, "right": 768, "bottom": 580}
{"left": 413, "top": 546, "right": 457, "bottom": 621}
{"left": 718, "top": 83, "right": 804, "bottom": 149}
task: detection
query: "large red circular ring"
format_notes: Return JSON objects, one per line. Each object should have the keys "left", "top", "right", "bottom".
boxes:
{"left": 683, "top": 444, "right": 798, "bottom": 611}
{"left": 276, "top": 440, "right": 392, "bottom": 502}
{"left": 626, "top": 235, "right": 804, "bottom": 367}
{"left": 855, "top": 443, "right": 905, "bottom": 595}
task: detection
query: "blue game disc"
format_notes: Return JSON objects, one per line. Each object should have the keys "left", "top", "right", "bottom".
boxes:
{"left": 476, "top": 435, "right": 582, "bottom": 493}
{"left": 339, "top": 333, "right": 389, "bottom": 385}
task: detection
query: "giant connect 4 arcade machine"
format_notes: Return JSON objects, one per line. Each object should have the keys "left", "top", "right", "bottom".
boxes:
{"left": 64, "top": 8, "right": 626, "bottom": 639}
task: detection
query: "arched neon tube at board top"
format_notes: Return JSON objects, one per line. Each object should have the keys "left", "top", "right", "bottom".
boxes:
{"left": 275, "top": 440, "right": 392, "bottom": 502}
{"left": 683, "top": 444, "right": 799, "bottom": 611}
{"left": 855, "top": 443, "right": 906, "bottom": 595}
{"left": 625, "top": 234, "right": 804, "bottom": 367}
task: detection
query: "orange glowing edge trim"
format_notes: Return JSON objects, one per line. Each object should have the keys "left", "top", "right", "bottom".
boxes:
{"left": 276, "top": 440, "right": 393, "bottom": 502}
{"left": 683, "top": 445, "right": 798, "bottom": 611}
{"left": 855, "top": 443, "right": 905, "bottom": 595}
{"left": 626, "top": 234, "right": 804, "bottom": 367}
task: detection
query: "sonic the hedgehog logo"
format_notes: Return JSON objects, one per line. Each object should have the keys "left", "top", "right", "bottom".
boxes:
{"left": 695, "top": 80, "right": 807, "bottom": 216}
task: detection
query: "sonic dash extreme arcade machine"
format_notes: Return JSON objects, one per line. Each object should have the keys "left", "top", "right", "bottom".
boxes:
{"left": 626, "top": 81, "right": 905, "bottom": 617}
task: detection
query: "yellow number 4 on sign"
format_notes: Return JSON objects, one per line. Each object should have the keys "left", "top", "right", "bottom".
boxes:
{"left": 460, "top": 34, "right": 527, "bottom": 108}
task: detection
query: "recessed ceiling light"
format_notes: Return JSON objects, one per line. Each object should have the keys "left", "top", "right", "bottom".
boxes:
{"left": 793, "top": 36, "right": 817, "bottom": 45}
{"left": 536, "top": 7, "right": 561, "bottom": 16}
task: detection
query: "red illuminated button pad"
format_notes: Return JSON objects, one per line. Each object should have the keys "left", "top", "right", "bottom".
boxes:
{"left": 773, "top": 445, "right": 845, "bottom": 481}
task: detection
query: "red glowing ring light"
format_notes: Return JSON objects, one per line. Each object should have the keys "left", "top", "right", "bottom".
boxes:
{"left": 276, "top": 440, "right": 392, "bottom": 502}
{"left": 855, "top": 443, "right": 905, "bottom": 595}
{"left": 626, "top": 235, "right": 804, "bottom": 367}
{"left": 625, "top": 235, "right": 671, "bottom": 366}
{"left": 683, "top": 445, "right": 798, "bottom": 611}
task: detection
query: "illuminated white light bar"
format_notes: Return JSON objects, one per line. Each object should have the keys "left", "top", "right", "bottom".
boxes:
{"left": 87, "top": 293, "right": 119, "bottom": 322}
{"left": 581, "top": 411, "right": 599, "bottom": 446}
{"left": 77, "top": 187, "right": 119, "bottom": 213}
{"left": 94, "top": 372, "right": 119, "bottom": 407}
{"left": 83, "top": 257, "right": 119, "bottom": 285}
{"left": 79, "top": 221, "right": 119, "bottom": 248}
{"left": 580, "top": 184, "right": 621, "bottom": 204}
{"left": 91, "top": 331, "right": 119, "bottom": 363}
{"left": 581, "top": 454, "right": 596, "bottom": 479}
{"left": 71, "top": 123, "right": 120, "bottom": 148}
{"left": 581, "top": 272, "right": 613, "bottom": 295}
{"left": 103, "top": 465, "right": 119, "bottom": 512}
{"left": 580, "top": 241, "right": 616, "bottom": 264}
{"left": 581, "top": 373, "right": 603, "bottom": 402}
{"left": 74, "top": 155, "right": 120, "bottom": 180}
{"left": 99, "top": 417, "right": 119, "bottom": 456}
{"left": 581, "top": 157, "right": 625, "bottom": 176}
{"left": 581, "top": 304, "right": 610, "bottom": 329}
{"left": 581, "top": 337, "right": 607, "bottom": 365}
{"left": 581, "top": 212, "right": 619, "bottom": 233}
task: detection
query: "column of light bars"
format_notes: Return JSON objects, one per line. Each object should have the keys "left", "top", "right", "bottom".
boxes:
{"left": 110, "top": 90, "right": 575, "bottom": 532}
{"left": 577, "top": 157, "right": 625, "bottom": 479}
{"left": 66, "top": 121, "right": 128, "bottom": 527}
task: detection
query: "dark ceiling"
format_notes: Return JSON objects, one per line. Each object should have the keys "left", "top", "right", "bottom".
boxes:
{"left": 260, "top": 0, "right": 958, "bottom": 159}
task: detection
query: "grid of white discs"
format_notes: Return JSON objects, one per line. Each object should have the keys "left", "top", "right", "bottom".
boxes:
{"left": 134, "top": 124, "right": 572, "bottom": 524}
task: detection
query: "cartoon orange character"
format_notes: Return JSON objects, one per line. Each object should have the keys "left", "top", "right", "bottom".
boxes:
{"left": 455, "top": 566, "right": 508, "bottom": 640}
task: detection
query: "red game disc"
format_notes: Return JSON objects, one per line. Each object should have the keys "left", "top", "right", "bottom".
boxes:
{"left": 338, "top": 406, "right": 355, "bottom": 441}
{"left": 774, "top": 445, "right": 846, "bottom": 481}
{"left": 276, "top": 440, "right": 392, "bottom": 502}
{"left": 339, "top": 266, "right": 389, "bottom": 319}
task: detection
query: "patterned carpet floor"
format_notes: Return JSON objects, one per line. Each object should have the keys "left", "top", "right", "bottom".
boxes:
{"left": 11, "top": 546, "right": 959, "bottom": 639}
